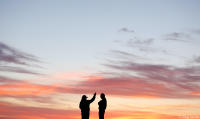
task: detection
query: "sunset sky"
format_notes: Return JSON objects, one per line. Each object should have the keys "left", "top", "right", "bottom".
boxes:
{"left": 1, "top": 0, "right": 200, "bottom": 119}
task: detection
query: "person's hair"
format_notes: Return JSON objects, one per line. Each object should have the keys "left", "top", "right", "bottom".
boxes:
{"left": 100, "top": 93, "right": 105, "bottom": 99}
{"left": 81, "top": 95, "right": 87, "bottom": 101}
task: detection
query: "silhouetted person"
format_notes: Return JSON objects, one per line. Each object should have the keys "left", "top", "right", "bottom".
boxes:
{"left": 98, "top": 93, "right": 107, "bottom": 119}
{"left": 79, "top": 93, "right": 96, "bottom": 119}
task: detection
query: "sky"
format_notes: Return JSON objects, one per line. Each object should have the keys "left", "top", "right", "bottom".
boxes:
{"left": 0, "top": 0, "right": 200, "bottom": 119}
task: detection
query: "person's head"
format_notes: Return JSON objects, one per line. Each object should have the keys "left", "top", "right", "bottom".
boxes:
{"left": 81, "top": 95, "right": 88, "bottom": 101}
{"left": 100, "top": 93, "right": 105, "bottom": 99}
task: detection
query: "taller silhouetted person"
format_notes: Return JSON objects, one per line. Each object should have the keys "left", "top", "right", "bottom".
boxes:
{"left": 98, "top": 93, "right": 107, "bottom": 119}
{"left": 79, "top": 92, "right": 96, "bottom": 119}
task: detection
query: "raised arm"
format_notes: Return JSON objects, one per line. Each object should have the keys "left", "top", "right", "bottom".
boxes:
{"left": 88, "top": 92, "right": 96, "bottom": 103}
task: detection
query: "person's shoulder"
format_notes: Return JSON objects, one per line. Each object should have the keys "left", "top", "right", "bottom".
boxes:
{"left": 99, "top": 100, "right": 103, "bottom": 103}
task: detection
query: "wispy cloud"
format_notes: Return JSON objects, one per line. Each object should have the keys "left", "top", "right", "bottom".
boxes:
{"left": 163, "top": 32, "right": 191, "bottom": 42}
{"left": 0, "top": 42, "right": 43, "bottom": 75}
{"left": 119, "top": 27, "right": 135, "bottom": 33}
{"left": 1, "top": 48, "right": 196, "bottom": 100}
{"left": 26, "top": 62, "right": 198, "bottom": 99}
{"left": 128, "top": 38, "right": 154, "bottom": 45}
{"left": 0, "top": 75, "right": 24, "bottom": 83}
{"left": 194, "top": 56, "right": 200, "bottom": 63}
{"left": 190, "top": 29, "right": 200, "bottom": 35}
{"left": 61, "top": 29, "right": 200, "bottom": 99}
{"left": 109, "top": 50, "right": 145, "bottom": 60}
{"left": 0, "top": 42, "right": 40, "bottom": 65}
{"left": 0, "top": 66, "right": 42, "bottom": 75}
{"left": 95, "top": 52, "right": 200, "bottom": 98}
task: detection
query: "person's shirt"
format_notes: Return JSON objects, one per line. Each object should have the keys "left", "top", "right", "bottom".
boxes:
{"left": 98, "top": 98, "right": 107, "bottom": 110}
{"left": 79, "top": 96, "right": 96, "bottom": 111}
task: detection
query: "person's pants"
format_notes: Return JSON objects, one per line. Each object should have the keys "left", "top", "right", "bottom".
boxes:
{"left": 99, "top": 110, "right": 105, "bottom": 119}
{"left": 81, "top": 111, "right": 89, "bottom": 119}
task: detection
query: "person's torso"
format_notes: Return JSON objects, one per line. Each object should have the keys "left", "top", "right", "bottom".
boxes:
{"left": 98, "top": 99, "right": 107, "bottom": 110}
{"left": 80, "top": 100, "right": 91, "bottom": 111}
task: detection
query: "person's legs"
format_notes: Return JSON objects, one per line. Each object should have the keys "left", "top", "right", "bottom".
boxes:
{"left": 99, "top": 110, "right": 105, "bottom": 119}
{"left": 81, "top": 111, "right": 89, "bottom": 119}
{"left": 98, "top": 111, "right": 100, "bottom": 119}
{"left": 81, "top": 111, "right": 85, "bottom": 119}
{"left": 86, "top": 111, "right": 89, "bottom": 119}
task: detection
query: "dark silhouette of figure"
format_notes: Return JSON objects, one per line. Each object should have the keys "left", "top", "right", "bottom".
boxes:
{"left": 98, "top": 93, "right": 107, "bottom": 119}
{"left": 79, "top": 93, "right": 96, "bottom": 119}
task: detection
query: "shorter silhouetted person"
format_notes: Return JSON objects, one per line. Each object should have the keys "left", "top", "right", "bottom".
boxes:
{"left": 98, "top": 93, "right": 107, "bottom": 119}
{"left": 79, "top": 92, "right": 96, "bottom": 119}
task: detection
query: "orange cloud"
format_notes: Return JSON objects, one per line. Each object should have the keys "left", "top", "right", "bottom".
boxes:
{"left": 1, "top": 72, "right": 200, "bottom": 100}
{"left": 0, "top": 82, "right": 57, "bottom": 96}
{"left": 191, "top": 91, "right": 200, "bottom": 95}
